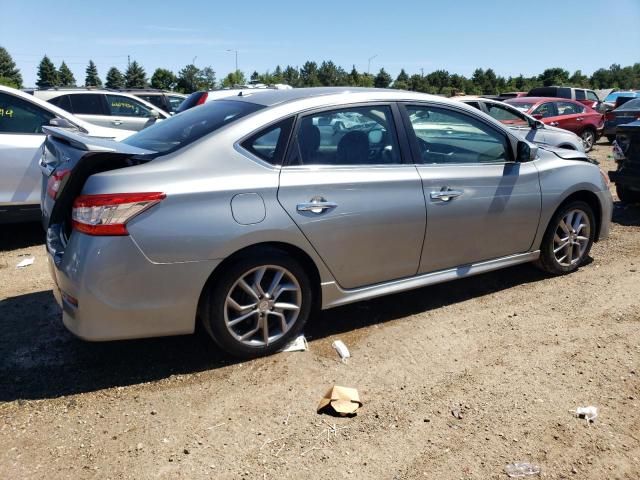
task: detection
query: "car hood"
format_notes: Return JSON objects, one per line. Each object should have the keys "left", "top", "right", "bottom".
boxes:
{"left": 539, "top": 145, "right": 597, "bottom": 164}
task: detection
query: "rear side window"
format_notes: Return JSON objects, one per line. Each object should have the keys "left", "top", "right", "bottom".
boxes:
{"left": 465, "top": 102, "right": 481, "bottom": 110}
{"left": 49, "top": 94, "right": 72, "bottom": 112}
{"left": 106, "top": 94, "right": 153, "bottom": 117}
{"left": 0, "top": 92, "right": 54, "bottom": 134}
{"left": 138, "top": 94, "right": 165, "bottom": 110}
{"left": 241, "top": 117, "right": 294, "bottom": 165}
{"left": 575, "top": 90, "right": 586, "bottom": 100}
{"left": 557, "top": 88, "right": 572, "bottom": 99}
{"left": 123, "top": 99, "right": 263, "bottom": 154}
{"left": 70, "top": 94, "right": 105, "bottom": 115}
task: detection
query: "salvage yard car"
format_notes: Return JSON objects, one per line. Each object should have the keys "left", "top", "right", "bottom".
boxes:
{"left": 39, "top": 87, "right": 612, "bottom": 358}
{"left": 610, "top": 119, "right": 640, "bottom": 204}
{"left": 604, "top": 98, "right": 640, "bottom": 143}
{"left": 505, "top": 97, "right": 603, "bottom": 151}
{"left": 0, "top": 85, "right": 133, "bottom": 223}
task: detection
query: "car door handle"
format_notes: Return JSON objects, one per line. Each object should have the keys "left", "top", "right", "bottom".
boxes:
{"left": 576, "top": 117, "right": 583, "bottom": 122}
{"left": 430, "top": 189, "right": 463, "bottom": 202}
{"left": 296, "top": 200, "right": 338, "bottom": 213}
{"left": 549, "top": 122, "right": 559, "bottom": 126}
{"left": 112, "top": 120, "right": 123, "bottom": 126}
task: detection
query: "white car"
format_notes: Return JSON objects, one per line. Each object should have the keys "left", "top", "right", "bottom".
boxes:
{"left": 33, "top": 89, "right": 169, "bottom": 131}
{"left": 0, "top": 85, "right": 134, "bottom": 223}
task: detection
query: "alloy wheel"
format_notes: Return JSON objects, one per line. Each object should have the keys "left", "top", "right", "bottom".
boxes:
{"left": 581, "top": 130, "right": 595, "bottom": 150}
{"left": 223, "top": 265, "right": 302, "bottom": 347}
{"left": 553, "top": 209, "right": 591, "bottom": 267}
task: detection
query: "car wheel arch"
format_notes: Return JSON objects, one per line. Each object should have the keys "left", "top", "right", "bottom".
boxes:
{"left": 550, "top": 190, "right": 603, "bottom": 242}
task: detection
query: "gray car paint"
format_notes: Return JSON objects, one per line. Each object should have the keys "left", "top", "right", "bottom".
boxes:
{"left": 41, "top": 88, "right": 612, "bottom": 341}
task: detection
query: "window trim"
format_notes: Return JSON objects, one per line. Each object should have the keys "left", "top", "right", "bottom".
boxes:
{"left": 398, "top": 101, "right": 517, "bottom": 166}
{"left": 282, "top": 102, "right": 411, "bottom": 168}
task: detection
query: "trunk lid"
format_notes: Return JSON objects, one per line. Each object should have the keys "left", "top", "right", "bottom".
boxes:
{"left": 40, "top": 127, "right": 155, "bottom": 258}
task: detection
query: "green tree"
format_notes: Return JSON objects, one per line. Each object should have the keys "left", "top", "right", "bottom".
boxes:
{"left": 105, "top": 67, "right": 125, "bottom": 89}
{"left": 539, "top": 67, "right": 570, "bottom": 87}
{"left": 0, "top": 46, "right": 23, "bottom": 88}
{"left": 36, "top": 55, "right": 58, "bottom": 88}
{"left": 347, "top": 65, "right": 360, "bottom": 86}
{"left": 221, "top": 70, "right": 246, "bottom": 88}
{"left": 358, "top": 72, "right": 375, "bottom": 88}
{"left": 124, "top": 60, "right": 147, "bottom": 88}
{"left": 374, "top": 68, "right": 392, "bottom": 88}
{"left": 318, "top": 60, "right": 343, "bottom": 86}
{"left": 393, "top": 69, "right": 409, "bottom": 89}
{"left": 299, "top": 61, "right": 320, "bottom": 87}
{"left": 272, "top": 65, "right": 284, "bottom": 84}
{"left": 85, "top": 60, "right": 102, "bottom": 87}
{"left": 568, "top": 70, "right": 589, "bottom": 87}
{"left": 150, "top": 68, "right": 177, "bottom": 90}
{"left": 199, "top": 67, "right": 216, "bottom": 90}
{"left": 426, "top": 69, "right": 450, "bottom": 93}
{"left": 250, "top": 70, "right": 260, "bottom": 82}
{"left": 58, "top": 61, "right": 76, "bottom": 87}
{"left": 177, "top": 64, "right": 200, "bottom": 93}
{"left": 282, "top": 65, "right": 299, "bottom": 87}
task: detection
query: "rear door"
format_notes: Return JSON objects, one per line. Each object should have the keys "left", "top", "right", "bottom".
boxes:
{"left": 0, "top": 91, "right": 54, "bottom": 209}
{"left": 105, "top": 94, "right": 157, "bottom": 131}
{"left": 401, "top": 103, "right": 541, "bottom": 273}
{"left": 68, "top": 93, "right": 111, "bottom": 128}
{"left": 277, "top": 103, "right": 426, "bottom": 289}
{"left": 554, "top": 101, "right": 584, "bottom": 134}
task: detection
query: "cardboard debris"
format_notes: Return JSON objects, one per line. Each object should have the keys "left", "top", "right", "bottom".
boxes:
{"left": 332, "top": 340, "right": 350, "bottom": 362}
{"left": 317, "top": 385, "right": 362, "bottom": 416}
{"left": 280, "top": 335, "right": 308, "bottom": 352}
{"left": 16, "top": 257, "right": 35, "bottom": 268}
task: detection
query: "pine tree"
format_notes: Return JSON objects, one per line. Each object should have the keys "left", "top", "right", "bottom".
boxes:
{"left": 58, "top": 61, "right": 76, "bottom": 87}
{"left": 0, "top": 46, "right": 23, "bottom": 88}
{"left": 374, "top": 68, "right": 392, "bottom": 88}
{"left": 85, "top": 60, "right": 102, "bottom": 87}
{"left": 124, "top": 60, "right": 147, "bottom": 88}
{"left": 105, "top": 67, "right": 125, "bottom": 89}
{"left": 36, "top": 55, "right": 58, "bottom": 88}
{"left": 150, "top": 68, "right": 177, "bottom": 90}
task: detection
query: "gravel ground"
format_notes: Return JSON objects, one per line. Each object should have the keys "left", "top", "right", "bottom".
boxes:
{"left": 1, "top": 139, "right": 639, "bottom": 479}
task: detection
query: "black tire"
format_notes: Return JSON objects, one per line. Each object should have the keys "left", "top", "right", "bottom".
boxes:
{"left": 580, "top": 128, "right": 596, "bottom": 152}
{"left": 535, "top": 200, "right": 596, "bottom": 275}
{"left": 606, "top": 135, "right": 616, "bottom": 144}
{"left": 201, "top": 249, "right": 313, "bottom": 358}
{"left": 616, "top": 184, "right": 640, "bottom": 204}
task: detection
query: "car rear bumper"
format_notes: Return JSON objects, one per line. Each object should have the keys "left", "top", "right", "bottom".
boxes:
{"left": 47, "top": 230, "right": 221, "bottom": 341}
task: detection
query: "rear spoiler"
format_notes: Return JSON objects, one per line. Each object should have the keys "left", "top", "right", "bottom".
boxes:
{"left": 42, "top": 126, "right": 154, "bottom": 155}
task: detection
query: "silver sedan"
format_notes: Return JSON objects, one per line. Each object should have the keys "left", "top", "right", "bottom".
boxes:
{"left": 40, "top": 88, "right": 612, "bottom": 358}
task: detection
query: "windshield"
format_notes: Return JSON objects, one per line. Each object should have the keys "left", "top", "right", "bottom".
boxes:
{"left": 605, "top": 92, "right": 639, "bottom": 102}
{"left": 617, "top": 98, "right": 640, "bottom": 111}
{"left": 123, "top": 100, "right": 263, "bottom": 154}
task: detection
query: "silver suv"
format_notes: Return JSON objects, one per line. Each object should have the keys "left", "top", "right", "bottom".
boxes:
{"left": 33, "top": 89, "right": 169, "bottom": 131}
{"left": 40, "top": 88, "right": 612, "bottom": 358}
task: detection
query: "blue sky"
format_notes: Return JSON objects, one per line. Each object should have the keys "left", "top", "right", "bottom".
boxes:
{"left": 4, "top": 0, "right": 640, "bottom": 87}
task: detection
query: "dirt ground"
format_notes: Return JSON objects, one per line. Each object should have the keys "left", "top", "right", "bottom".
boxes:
{"left": 1, "top": 138, "right": 639, "bottom": 480}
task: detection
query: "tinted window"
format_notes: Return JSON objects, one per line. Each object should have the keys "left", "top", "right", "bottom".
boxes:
{"left": 48, "top": 94, "right": 72, "bottom": 112}
{"left": 123, "top": 99, "right": 263, "bottom": 154}
{"left": 586, "top": 91, "right": 599, "bottom": 101}
{"left": 241, "top": 117, "right": 294, "bottom": 165}
{"left": 69, "top": 94, "right": 105, "bottom": 115}
{"left": 175, "top": 91, "right": 207, "bottom": 113}
{"left": 558, "top": 87, "right": 572, "bottom": 98}
{"left": 290, "top": 106, "right": 401, "bottom": 166}
{"left": 556, "top": 101, "right": 584, "bottom": 115}
{"left": 0, "top": 92, "right": 54, "bottom": 134}
{"left": 465, "top": 101, "right": 481, "bottom": 110}
{"left": 575, "top": 90, "right": 586, "bottom": 100}
{"left": 405, "top": 105, "right": 510, "bottom": 164}
{"left": 138, "top": 94, "right": 165, "bottom": 110}
{"left": 485, "top": 103, "right": 528, "bottom": 126}
{"left": 106, "top": 94, "right": 153, "bottom": 117}
{"left": 532, "top": 103, "right": 556, "bottom": 118}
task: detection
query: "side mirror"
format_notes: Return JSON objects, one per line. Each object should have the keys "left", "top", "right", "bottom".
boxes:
{"left": 49, "top": 117, "right": 76, "bottom": 129}
{"left": 533, "top": 120, "right": 544, "bottom": 129}
{"left": 516, "top": 140, "right": 537, "bottom": 162}
{"left": 148, "top": 110, "right": 160, "bottom": 119}
{"left": 532, "top": 113, "right": 544, "bottom": 120}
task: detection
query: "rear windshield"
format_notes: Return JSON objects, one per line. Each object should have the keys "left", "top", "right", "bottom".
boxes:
{"left": 122, "top": 99, "right": 263, "bottom": 154}
{"left": 175, "top": 91, "right": 207, "bottom": 113}
{"left": 617, "top": 98, "right": 640, "bottom": 111}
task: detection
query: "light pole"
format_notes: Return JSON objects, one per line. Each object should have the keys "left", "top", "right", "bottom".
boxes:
{"left": 226, "top": 49, "right": 238, "bottom": 72}
{"left": 192, "top": 56, "right": 197, "bottom": 65}
{"left": 367, "top": 54, "right": 378, "bottom": 75}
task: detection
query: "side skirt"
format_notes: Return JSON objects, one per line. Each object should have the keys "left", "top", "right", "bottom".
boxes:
{"left": 321, "top": 251, "right": 540, "bottom": 309}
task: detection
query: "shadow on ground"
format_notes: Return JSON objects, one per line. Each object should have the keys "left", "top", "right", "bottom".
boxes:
{"left": 0, "top": 222, "right": 44, "bottom": 252}
{"left": 612, "top": 201, "right": 640, "bottom": 227}
{"left": 0, "top": 263, "right": 550, "bottom": 402}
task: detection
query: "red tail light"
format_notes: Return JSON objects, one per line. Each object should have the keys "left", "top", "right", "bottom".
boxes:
{"left": 196, "top": 92, "right": 208, "bottom": 105}
{"left": 72, "top": 192, "right": 165, "bottom": 236}
{"left": 47, "top": 169, "right": 71, "bottom": 199}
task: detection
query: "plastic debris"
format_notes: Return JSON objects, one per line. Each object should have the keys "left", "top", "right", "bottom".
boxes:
{"left": 332, "top": 340, "right": 350, "bottom": 362}
{"left": 280, "top": 335, "right": 308, "bottom": 352}
{"left": 573, "top": 406, "right": 598, "bottom": 423}
{"left": 504, "top": 462, "right": 541, "bottom": 477}
{"left": 16, "top": 257, "right": 35, "bottom": 268}
{"left": 317, "top": 385, "right": 362, "bottom": 416}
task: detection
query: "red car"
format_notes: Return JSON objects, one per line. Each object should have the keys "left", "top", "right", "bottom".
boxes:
{"left": 505, "top": 97, "right": 604, "bottom": 151}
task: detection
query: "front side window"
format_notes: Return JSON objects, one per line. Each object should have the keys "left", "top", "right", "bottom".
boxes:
{"left": 405, "top": 105, "right": 510, "bottom": 164}
{"left": 532, "top": 103, "right": 557, "bottom": 118}
{"left": 485, "top": 103, "right": 529, "bottom": 126}
{"left": 106, "top": 94, "right": 153, "bottom": 117}
{"left": 556, "top": 101, "right": 584, "bottom": 115}
{"left": 0, "top": 92, "right": 54, "bottom": 134}
{"left": 241, "top": 117, "right": 293, "bottom": 165}
{"left": 138, "top": 95, "right": 164, "bottom": 110}
{"left": 586, "top": 91, "right": 599, "bottom": 101}
{"left": 69, "top": 94, "right": 105, "bottom": 115}
{"left": 289, "top": 105, "right": 401, "bottom": 166}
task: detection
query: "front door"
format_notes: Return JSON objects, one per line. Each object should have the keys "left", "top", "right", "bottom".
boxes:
{"left": 401, "top": 103, "right": 542, "bottom": 274}
{"left": 277, "top": 104, "right": 426, "bottom": 289}
{"left": 105, "top": 94, "right": 157, "bottom": 131}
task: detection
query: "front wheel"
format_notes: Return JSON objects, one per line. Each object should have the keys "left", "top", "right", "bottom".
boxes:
{"left": 536, "top": 201, "right": 595, "bottom": 275}
{"left": 201, "top": 250, "right": 313, "bottom": 358}
{"left": 581, "top": 128, "right": 596, "bottom": 152}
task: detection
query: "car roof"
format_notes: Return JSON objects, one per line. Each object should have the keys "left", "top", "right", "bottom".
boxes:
{"left": 507, "top": 97, "right": 578, "bottom": 104}
{"left": 225, "top": 87, "right": 454, "bottom": 108}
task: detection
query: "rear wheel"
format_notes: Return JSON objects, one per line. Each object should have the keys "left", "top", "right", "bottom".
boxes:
{"left": 201, "top": 250, "right": 313, "bottom": 358}
{"left": 616, "top": 184, "right": 640, "bottom": 204}
{"left": 536, "top": 201, "right": 595, "bottom": 275}
{"left": 580, "top": 128, "right": 596, "bottom": 151}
